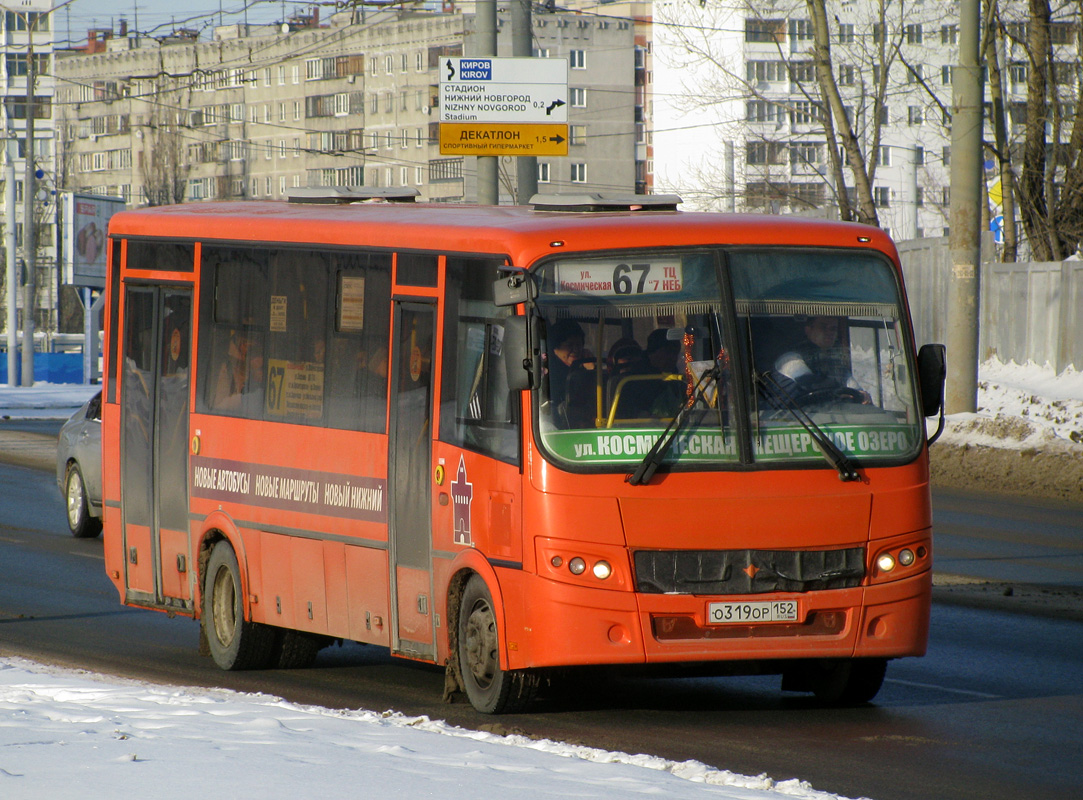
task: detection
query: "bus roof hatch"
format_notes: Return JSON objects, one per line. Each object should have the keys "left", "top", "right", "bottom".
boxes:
{"left": 286, "top": 187, "right": 420, "bottom": 204}
{"left": 529, "top": 192, "right": 682, "bottom": 213}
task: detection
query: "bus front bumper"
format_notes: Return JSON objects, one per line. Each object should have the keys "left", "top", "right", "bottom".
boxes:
{"left": 506, "top": 568, "right": 931, "bottom": 670}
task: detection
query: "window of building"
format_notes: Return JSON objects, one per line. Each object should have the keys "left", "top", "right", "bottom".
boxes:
{"left": 570, "top": 50, "right": 586, "bottom": 69}
{"left": 838, "top": 64, "right": 855, "bottom": 86}
{"left": 538, "top": 162, "right": 550, "bottom": 183}
{"left": 788, "top": 19, "right": 813, "bottom": 41}
{"left": 908, "top": 106, "right": 924, "bottom": 125}
{"left": 838, "top": 23, "right": 854, "bottom": 43}
{"left": 570, "top": 87, "right": 586, "bottom": 107}
{"left": 905, "top": 24, "right": 923, "bottom": 44}
{"left": 570, "top": 125, "right": 586, "bottom": 145}
{"left": 745, "top": 18, "right": 784, "bottom": 43}
{"left": 941, "top": 24, "right": 958, "bottom": 44}
{"left": 878, "top": 146, "right": 891, "bottom": 167}
{"left": 570, "top": 163, "right": 586, "bottom": 183}
{"left": 874, "top": 186, "right": 891, "bottom": 207}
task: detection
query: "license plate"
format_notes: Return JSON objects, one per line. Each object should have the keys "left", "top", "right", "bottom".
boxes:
{"left": 707, "top": 600, "right": 799, "bottom": 624}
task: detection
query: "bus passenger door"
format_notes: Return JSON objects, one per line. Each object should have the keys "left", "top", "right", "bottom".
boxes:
{"left": 388, "top": 302, "right": 437, "bottom": 660}
{"left": 119, "top": 286, "right": 193, "bottom": 612}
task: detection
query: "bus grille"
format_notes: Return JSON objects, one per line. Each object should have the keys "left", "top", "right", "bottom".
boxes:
{"left": 633, "top": 548, "right": 865, "bottom": 595}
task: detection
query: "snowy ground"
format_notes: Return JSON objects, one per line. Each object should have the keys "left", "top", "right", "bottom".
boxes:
{"left": 1, "top": 358, "right": 1080, "bottom": 800}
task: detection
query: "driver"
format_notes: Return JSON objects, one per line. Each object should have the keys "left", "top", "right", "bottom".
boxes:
{"left": 774, "top": 316, "right": 869, "bottom": 403}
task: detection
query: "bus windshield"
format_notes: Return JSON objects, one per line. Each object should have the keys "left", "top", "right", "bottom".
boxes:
{"left": 532, "top": 247, "right": 922, "bottom": 472}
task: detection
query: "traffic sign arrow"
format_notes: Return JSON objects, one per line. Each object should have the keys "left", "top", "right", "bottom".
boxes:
{"left": 546, "top": 99, "right": 565, "bottom": 116}
{"left": 446, "top": 58, "right": 455, "bottom": 80}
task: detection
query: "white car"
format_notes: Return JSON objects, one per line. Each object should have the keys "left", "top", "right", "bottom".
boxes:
{"left": 56, "top": 391, "right": 103, "bottom": 538}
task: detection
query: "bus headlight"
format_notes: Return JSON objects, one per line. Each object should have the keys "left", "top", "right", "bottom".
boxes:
{"left": 568, "top": 557, "right": 587, "bottom": 575}
{"left": 592, "top": 560, "right": 612, "bottom": 580}
{"left": 898, "top": 548, "right": 915, "bottom": 567}
{"left": 876, "top": 553, "right": 896, "bottom": 572}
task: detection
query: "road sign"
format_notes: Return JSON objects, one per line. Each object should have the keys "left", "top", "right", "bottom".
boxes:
{"left": 440, "top": 57, "right": 568, "bottom": 124}
{"left": 439, "top": 123, "right": 569, "bottom": 157}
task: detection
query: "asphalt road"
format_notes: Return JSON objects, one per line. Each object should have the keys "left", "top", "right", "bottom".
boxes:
{"left": 1, "top": 442, "right": 1082, "bottom": 800}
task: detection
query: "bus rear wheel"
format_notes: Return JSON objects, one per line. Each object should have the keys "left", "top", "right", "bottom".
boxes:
{"left": 457, "top": 575, "right": 536, "bottom": 714}
{"left": 203, "top": 542, "right": 275, "bottom": 670}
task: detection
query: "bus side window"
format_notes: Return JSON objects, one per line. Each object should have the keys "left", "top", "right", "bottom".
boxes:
{"left": 440, "top": 257, "right": 519, "bottom": 464}
{"left": 326, "top": 254, "right": 392, "bottom": 432}
{"left": 198, "top": 249, "right": 270, "bottom": 419}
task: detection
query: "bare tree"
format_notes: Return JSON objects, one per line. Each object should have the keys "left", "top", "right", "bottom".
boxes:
{"left": 141, "top": 81, "right": 189, "bottom": 207}
{"left": 991, "top": 0, "right": 1083, "bottom": 260}
{"left": 654, "top": 0, "right": 954, "bottom": 229}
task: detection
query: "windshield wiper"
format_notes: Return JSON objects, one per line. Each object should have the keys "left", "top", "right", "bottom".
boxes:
{"left": 626, "top": 365, "right": 719, "bottom": 486}
{"left": 756, "top": 372, "right": 860, "bottom": 482}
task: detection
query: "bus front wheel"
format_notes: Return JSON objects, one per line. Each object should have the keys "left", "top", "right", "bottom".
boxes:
{"left": 457, "top": 575, "right": 536, "bottom": 714}
{"left": 785, "top": 658, "right": 888, "bottom": 705}
{"left": 203, "top": 542, "right": 275, "bottom": 670}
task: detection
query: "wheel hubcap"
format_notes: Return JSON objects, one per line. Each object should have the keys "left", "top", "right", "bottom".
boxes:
{"left": 463, "top": 600, "right": 498, "bottom": 689}
{"left": 66, "top": 473, "right": 84, "bottom": 527}
{"left": 210, "top": 567, "right": 238, "bottom": 647}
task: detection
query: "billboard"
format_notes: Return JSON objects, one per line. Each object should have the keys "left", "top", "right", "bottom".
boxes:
{"left": 62, "top": 193, "right": 125, "bottom": 289}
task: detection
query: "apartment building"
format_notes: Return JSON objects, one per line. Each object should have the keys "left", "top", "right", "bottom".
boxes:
{"left": 55, "top": 4, "right": 638, "bottom": 208}
{"left": 55, "top": 8, "right": 464, "bottom": 205}
{"left": 647, "top": 0, "right": 1081, "bottom": 244}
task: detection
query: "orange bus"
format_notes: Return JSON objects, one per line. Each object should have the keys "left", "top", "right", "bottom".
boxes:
{"left": 101, "top": 191, "right": 946, "bottom": 713}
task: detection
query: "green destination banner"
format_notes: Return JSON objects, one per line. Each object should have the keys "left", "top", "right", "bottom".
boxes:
{"left": 542, "top": 423, "right": 917, "bottom": 465}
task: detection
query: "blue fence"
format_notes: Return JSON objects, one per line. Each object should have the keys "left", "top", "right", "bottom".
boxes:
{"left": 0, "top": 353, "right": 85, "bottom": 384}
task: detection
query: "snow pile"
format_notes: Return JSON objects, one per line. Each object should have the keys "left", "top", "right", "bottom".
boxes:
{"left": 0, "top": 657, "right": 861, "bottom": 800}
{"left": 936, "top": 359, "right": 1083, "bottom": 451}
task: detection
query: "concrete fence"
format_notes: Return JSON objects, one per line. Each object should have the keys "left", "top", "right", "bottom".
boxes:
{"left": 897, "top": 237, "right": 1082, "bottom": 373}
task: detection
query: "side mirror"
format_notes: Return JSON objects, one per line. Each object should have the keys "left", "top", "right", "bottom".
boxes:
{"left": 916, "top": 343, "right": 946, "bottom": 418}
{"left": 917, "top": 343, "right": 946, "bottom": 445}
{"left": 503, "top": 316, "right": 533, "bottom": 391}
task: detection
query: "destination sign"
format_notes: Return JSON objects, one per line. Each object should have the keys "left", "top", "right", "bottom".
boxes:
{"left": 439, "top": 57, "right": 568, "bottom": 124}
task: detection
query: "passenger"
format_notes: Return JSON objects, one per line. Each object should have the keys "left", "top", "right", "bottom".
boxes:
{"left": 607, "top": 338, "right": 650, "bottom": 378}
{"left": 646, "top": 328, "right": 683, "bottom": 375}
{"left": 546, "top": 319, "right": 592, "bottom": 409}
{"left": 212, "top": 330, "right": 265, "bottom": 412}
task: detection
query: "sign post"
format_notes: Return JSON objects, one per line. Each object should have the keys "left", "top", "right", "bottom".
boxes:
{"left": 439, "top": 57, "right": 569, "bottom": 157}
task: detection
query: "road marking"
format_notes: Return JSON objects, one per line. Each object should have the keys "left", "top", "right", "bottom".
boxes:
{"left": 71, "top": 551, "right": 105, "bottom": 561}
{"left": 887, "top": 678, "right": 1001, "bottom": 699}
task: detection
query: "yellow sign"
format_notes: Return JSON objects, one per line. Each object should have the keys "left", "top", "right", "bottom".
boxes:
{"left": 439, "top": 123, "right": 569, "bottom": 156}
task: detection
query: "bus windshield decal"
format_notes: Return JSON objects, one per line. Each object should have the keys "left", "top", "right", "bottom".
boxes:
{"left": 541, "top": 423, "right": 915, "bottom": 466}
{"left": 191, "top": 455, "right": 387, "bottom": 522}
{"left": 554, "top": 258, "right": 684, "bottom": 296}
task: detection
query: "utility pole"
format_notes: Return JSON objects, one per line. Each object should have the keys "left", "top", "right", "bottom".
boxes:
{"left": 946, "top": 0, "right": 984, "bottom": 413}
{"left": 20, "top": 24, "right": 37, "bottom": 386}
{"left": 511, "top": 0, "right": 536, "bottom": 204}
{"left": 475, "top": 0, "right": 498, "bottom": 204}
{"left": 5, "top": 147, "right": 16, "bottom": 386}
